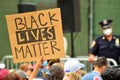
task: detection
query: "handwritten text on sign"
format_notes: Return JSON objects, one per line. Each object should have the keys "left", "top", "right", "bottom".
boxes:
{"left": 6, "top": 8, "right": 65, "bottom": 63}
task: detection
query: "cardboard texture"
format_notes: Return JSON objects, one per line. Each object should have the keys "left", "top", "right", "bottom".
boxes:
{"left": 6, "top": 8, "right": 65, "bottom": 63}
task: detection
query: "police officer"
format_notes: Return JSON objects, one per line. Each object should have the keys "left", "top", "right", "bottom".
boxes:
{"left": 89, "top": 19, "right": 120, "bottom": 65}
{"left": 82, "top": 57, "right": 107, "bottom": 80}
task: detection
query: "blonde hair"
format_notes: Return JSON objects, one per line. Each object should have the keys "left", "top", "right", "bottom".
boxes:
{"left": 64, "top": 72, "right": 80, "bottom": 80}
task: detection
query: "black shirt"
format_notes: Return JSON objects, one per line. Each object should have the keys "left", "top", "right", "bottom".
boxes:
{"left": 90, "top": 35, "right": 120, "bottom": 64}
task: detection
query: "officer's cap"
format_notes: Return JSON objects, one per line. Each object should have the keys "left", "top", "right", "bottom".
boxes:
{"left": 99, "top": 19, "right": 113, "bottom": 29}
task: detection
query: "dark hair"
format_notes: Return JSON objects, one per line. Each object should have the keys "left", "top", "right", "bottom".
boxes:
{"left": 94, "top": 56, "right": 107, "bottom": 67}
{"left": 47, "top": 58, "right": 60, "bottom": 66}
{"left": 49, "top": 65, "right": 64, "bottom": 80}
{"left": 101, "top": 67, "right": 120, "bottom": 80}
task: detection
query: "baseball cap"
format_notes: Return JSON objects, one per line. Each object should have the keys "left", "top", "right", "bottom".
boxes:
{"left": 99, "top": 19, "right": 113, "bottom": 29}
{"left": 32, "top": 78, "right": 44, "bottom": 80}
{"left": 0, "top": 68, "right": 9, "bottom": 80}
{"left": 64, "top": 58, "right": 85, "bottom": 72}
{"left": 0, "top": 63, "right": 5, "bottom": 69}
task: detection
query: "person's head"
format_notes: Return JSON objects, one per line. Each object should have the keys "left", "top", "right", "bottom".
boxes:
{"left": 49, "top": 64, "right": 64, "bottom": 80}
{"left": 19, "top": 63, "right": 32, "bottom": 72}
{"left": 93, "top": 56, "right": 108, "bottom": 74}
{"left": 101, "top": 67, "right": 120, "bottom": 80}
{"left": 17, "top": 63, "right": 32, "bottom": 78}
{"left": 99, "top": 19, "right": 113, "bottom": 37}
{"left": 47, "top": 58, "right": 60, "bottom": 69}
{"left": 64, "top": 58, "right": 85, "bottom": 75}
{"left": 0, "top": 68, "right": 9, "bottom": 80}
{"left": 52, "top": 62, "right": 64, "bottom": 69}
{"left": 63, "top": 72, "right": 80, "bottom": 80}
{"left": 4, "top": 71, "right": 23, "bottom": 80}
{"left": 25, "top": 68, "right": 33, "bottom": 77}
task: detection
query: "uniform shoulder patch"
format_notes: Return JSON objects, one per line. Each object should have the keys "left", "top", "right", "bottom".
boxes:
{"left": 115, "top": 38, "right": 120, "bottom": 46}
{"left": 90, "top": 41, "right": 96, "bottom": 48}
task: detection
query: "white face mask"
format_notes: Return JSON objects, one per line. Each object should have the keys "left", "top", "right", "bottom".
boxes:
{"left": 103, "top": 28, "right": 112, "bottom": 36}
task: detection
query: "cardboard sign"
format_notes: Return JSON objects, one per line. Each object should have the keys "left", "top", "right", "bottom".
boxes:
{"left": 6, "top": 8, "right": 65, "bottom": 63}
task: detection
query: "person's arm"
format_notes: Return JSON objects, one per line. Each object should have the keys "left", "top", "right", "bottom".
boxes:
{"left": 89, "top": 40, "right": 98, "bottom": 63}
{"left": 88, "top": 53, "right": 95, "bottom": 63}
{"left": 29, "top": 57, "right": 43, "bottom": 80}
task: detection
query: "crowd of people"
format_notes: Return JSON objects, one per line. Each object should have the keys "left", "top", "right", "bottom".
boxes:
{"left": 0, "top": 57, "right": 83, "bottom": 80}
{"left": 0, "top": 19, "right": 120, "bottom": 80}
{"left": 0, "top": 56, "right": 119, "bottom": 80}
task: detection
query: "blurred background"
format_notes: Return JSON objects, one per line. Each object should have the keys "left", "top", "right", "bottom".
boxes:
{"left": 0, "top": 0, "right": 120, "bottom": 62}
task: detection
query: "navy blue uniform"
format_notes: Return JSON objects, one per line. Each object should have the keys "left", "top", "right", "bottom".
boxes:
{"left": 90, "top": 35, "right": 120, "bottom": 64}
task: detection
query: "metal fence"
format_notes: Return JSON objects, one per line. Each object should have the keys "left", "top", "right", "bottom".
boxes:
{"left": 1, "top": 55, "right": 118, "bottom": 72}
{"left": 61, "top": 56, "right": 118, "bottom": 72}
